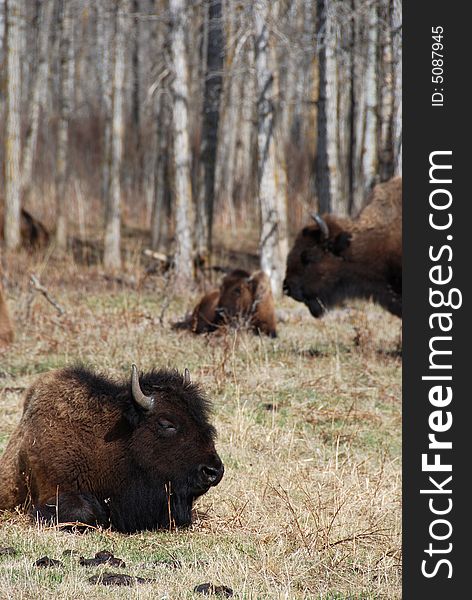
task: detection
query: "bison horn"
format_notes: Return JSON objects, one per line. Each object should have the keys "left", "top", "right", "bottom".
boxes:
{"left": 184, "top": 368, "right": 191, "bottom": 385}
{"left": 312, "top": 214, "right": 330, "bottom": 239}
{"left": 131, "top": 364, "right": 155, "bottom": 411}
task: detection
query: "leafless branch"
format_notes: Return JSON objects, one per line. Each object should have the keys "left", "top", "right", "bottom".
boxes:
{"left": 29, "top": 274, "right": 65, "bottom": 317}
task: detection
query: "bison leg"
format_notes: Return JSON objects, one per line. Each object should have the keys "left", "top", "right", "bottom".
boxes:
{"left": 31, "top": 492, "right": 109, "bottom": 530}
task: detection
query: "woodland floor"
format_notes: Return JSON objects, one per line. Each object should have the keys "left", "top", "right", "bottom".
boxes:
{"left": 0, "top": 244, "right": 402, "bottom": 599}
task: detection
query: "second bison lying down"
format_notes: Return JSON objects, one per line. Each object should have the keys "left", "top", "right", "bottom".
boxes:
{"left": 174, "top": 269, "right": 277, "bottom": 337}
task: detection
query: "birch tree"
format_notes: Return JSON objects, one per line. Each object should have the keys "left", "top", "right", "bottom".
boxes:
{"left": 104, "top": 0, "right": 129, "bottom": 270}
{"left": 360, "top": 2, "right": 379, "bottom": 195}
{"left": 214, "top": 0, "right": 241, "bottom": 229}
{"left": 150, "top": 1, "right": 172, "bottom": 252}
{"left": 150, "top": 89, "right": 171, "bottom": 251}
{"left": 315, "top": 0, "right": 339, "bottom": 214}
{"left": 55, "top": 0, "right": 74, "bottom": 251}
{"left": 254, "top": 0, "right": 288, "bottom": 297}
{"left": 169, "top": 0, "right": 194, "bottom": 282}
{"left": 391, "top": 0, "right": 402, "bottom": 175}
{"left": 97, "top": 0, "right": 113, "bottom": 204}
{"left": 21, "top": 0, "right": 55, "bottom": 202}
{"left": 4, "top": 0, "right": 22, "bottom": 250}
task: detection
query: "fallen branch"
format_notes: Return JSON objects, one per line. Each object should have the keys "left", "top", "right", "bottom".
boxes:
{"left": 29, "top": 274, "right": 65, "bottom": 317}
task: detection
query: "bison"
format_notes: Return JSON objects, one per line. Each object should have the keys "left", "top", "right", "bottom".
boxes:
{"left": 0, "top": 364, "right": 224, "bottom": 533}
{"left": 173, "top": 269, "right": 277, "bottom": 337}
{"left": 0, "top": 207, "right": 50, "bottom": 251}
{"left": 283, "top": 176, "right": 402, "bottom": 318}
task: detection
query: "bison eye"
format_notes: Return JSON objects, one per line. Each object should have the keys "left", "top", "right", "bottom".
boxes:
{"left": 158, "top": 419, "right": 177, "bottom": 434}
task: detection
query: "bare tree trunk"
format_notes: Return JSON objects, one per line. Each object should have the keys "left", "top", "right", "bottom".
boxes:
{"left": 104, "top": 0, "right": 128, "bottom": 270}
{"left": 361, "top": 2, "right": 379, "bottom": 194}
{"left": 335, "top": 16, "right": 351, "bottom": 216}
{"left": 234, "top": 41, "right": 256, "bottom": 221}
{"left": 97, "top": 0, "right": 113, "bottom": 207}
{"left": 21, "top": 0, "right": 55, "bottom": 202}
{"left": 315, "top": 0, "right": 338, "bottom": 214}
{"left": 55, "top": 0, "right": 74, "bottom": 251}
{"left": 254, "top": 0, "right": 288, "bottom": 297}
{"left": 377, "top": 0, "right": 394, "bottom": 182}
{"left": 391, "top": 0, "right": 402, "bottom": 175}
{"left": 280, "top": 0, "right": 299, "bottom": 145}
{"left": 151, "top": 86, "right": 171, "bottom": 251}
{"left": 214, "top": 0, "right": 240, "bottom": 230}
{"left": 150, "top": 0, "right": 171, "bottom": 251}
{"left": 4, "top": 0, "right": 22, "bottom": 250}
{"left": 197, "top": 0, "right": 223, "bottom": 256}
{"left": 131, "top": 0, "right": 142, "bottom": 191}
{"left": 351, "top": 0, "right": 367, "bottom": 214}
{"left": 169, "top": 0, "right": 194, "bottom": 282}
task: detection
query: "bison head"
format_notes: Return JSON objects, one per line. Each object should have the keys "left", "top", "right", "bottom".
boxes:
{"left": 119, "top": 365, "right": 224, "bottom": 530}
{"left": 283, "top": 215, "right": 352, "bottom": 317}
{"left": 215, "top": 269, "right": 253, "bottom": 322}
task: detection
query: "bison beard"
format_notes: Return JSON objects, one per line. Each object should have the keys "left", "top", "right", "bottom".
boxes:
{"left": 33, "top": 476, "right": 199, "bottom": 533}
{"left": 0, "top": 366, "right": 224, "bottom": 533}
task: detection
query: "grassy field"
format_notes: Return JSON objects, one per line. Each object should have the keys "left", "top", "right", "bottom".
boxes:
{"left": 0, "top": 250, "right": 402, "bottom": 599}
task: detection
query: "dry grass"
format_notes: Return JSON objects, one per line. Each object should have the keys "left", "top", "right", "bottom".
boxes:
{"left": 0, "top": 249, "right": 401, "bottom": 599}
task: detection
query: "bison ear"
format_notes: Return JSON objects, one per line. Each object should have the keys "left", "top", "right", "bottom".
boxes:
{"left": 329, "top": 232, "right": 352, "bottom": 256}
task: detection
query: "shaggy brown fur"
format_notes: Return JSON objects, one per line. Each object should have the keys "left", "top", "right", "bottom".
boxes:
{"left": 284, "top": 177, "right": 402, "bottom": 318}
{"left": 0, "top": 366, "right": 224, "bottom": 532}
{"left": 0, "top": 207, "right": 50, "bottom": 251}
{"left": 173, "top": 269, "right": 277, "bottom": 337}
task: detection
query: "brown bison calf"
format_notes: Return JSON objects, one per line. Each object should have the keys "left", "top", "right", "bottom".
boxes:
{"left": 173, "top": 269, "right": 277, "bottom": 337}
{"left": 0, "top": 365, "right": 224, "bottom": 533}
{"left": 283, "top": 177, "right": 402, "bottom": 318}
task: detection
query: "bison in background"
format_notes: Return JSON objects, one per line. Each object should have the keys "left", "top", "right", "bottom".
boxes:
{"left": 173, "top": 269, "right": 277, "bottom": 337}
{"left": 0, "top": 207, "right": 50, "bottom": 251}
{"left": 283, "top": 176, "right": 402, "bottom": 318}
{"left": 0, "top": 364, "right": 224, "bottom": 533}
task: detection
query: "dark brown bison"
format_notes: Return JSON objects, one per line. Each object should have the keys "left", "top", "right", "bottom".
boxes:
{"left": 0, "top": 207, "right": 50, "bottom": 251}
{"left": 0, "top": 365, "right": 224, "bottom": 533}
{"left": 173, "top": 269, "right": 277, "bottom": 337}
{"left": 283, "top": 177, "right": 402, "bottom": 318}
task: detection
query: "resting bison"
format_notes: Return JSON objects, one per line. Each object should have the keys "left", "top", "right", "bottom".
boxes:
{"left": 173, "top": 269, "right": 277, "bottom": 337}
{"left": 0, "top": 207, "right": 50, "bottom": 251}
{"left": 283, "top": 176, "right": 402, "bottom": 318}
{"left": 0, "top": 365, "right": 224, "bottom": 533}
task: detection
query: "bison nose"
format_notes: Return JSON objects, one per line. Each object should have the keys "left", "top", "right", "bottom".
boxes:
{"left": 199, "top": 461, "right": 224, "bottom": 487}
